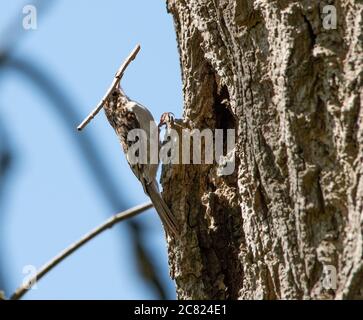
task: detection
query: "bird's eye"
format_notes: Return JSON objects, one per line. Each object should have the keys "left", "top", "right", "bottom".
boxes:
{"left": 112, "top": 91, "right": 117, "bottom": 97}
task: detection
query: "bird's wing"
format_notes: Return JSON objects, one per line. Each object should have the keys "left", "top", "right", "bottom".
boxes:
{"left": 127, "top": 101, "right": 159, "bottom": 184}
{"left": 127, "top": 101, "right": 155, "bottom": 135}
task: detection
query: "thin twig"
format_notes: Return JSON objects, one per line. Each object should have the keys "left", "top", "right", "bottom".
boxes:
{"left": 77, "top": 44, "right": 141, "bottom": 131}
{"left": 10, "top": 201, "right": 153, "bottom": 300}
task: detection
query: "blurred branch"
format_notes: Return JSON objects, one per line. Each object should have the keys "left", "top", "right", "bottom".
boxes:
{"left": 0, "top": 0, "right": 54, "bottom": 295}
{"left": 0, "top": 116, "right": 13, "bottom": 177}
{"left": 0, "top": 56, "right": 169, "bottom": 299}
{"left": 0, "top": 0, "right": 170, "bottom": 297}
{"left": 2, "top": 57, "right": 127, "bottom": 210}
{"left": 10, "top": 202, "right": 153, "bottom": 300}
{"left": 0, "top": 57, "right": 169, "bottom": 299}
{"left": 0, "top": 113, "right": 14, "bottom": 293}
{"left": 129, "top": 222, "right": 168, "bottom": 300}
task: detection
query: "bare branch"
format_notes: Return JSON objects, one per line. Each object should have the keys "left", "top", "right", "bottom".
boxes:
{"left": 77, "top": 44, "right": 141, "bottom": 131}
{"left": 10, "top": 201, "right": 153, "bottom": 300}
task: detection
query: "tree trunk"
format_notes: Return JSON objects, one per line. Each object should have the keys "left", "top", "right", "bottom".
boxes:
{"left": 162, "top": 0, "right": 363, "bottom": 299}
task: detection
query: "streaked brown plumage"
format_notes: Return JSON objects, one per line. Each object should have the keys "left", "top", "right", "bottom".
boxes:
{"left": 103, "top": 87, "right": 179, "bottom": 238}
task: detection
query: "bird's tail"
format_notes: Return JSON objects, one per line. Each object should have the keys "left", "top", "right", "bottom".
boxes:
{"left": 145, "top": 181, "right": 179, "bottom": 238}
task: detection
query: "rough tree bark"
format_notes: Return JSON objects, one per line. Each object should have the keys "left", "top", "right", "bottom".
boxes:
{"left": 161, "top": 0, "right": 363, "bottom": 299}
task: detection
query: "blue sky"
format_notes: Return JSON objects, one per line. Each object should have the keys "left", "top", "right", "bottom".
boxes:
{"left": 0, "top": 0, "right": 182, "bottom": 299}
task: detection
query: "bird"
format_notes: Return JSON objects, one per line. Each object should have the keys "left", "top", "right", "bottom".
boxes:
{"left": 103, "top": 86, "right": 179, "bottom": 238}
